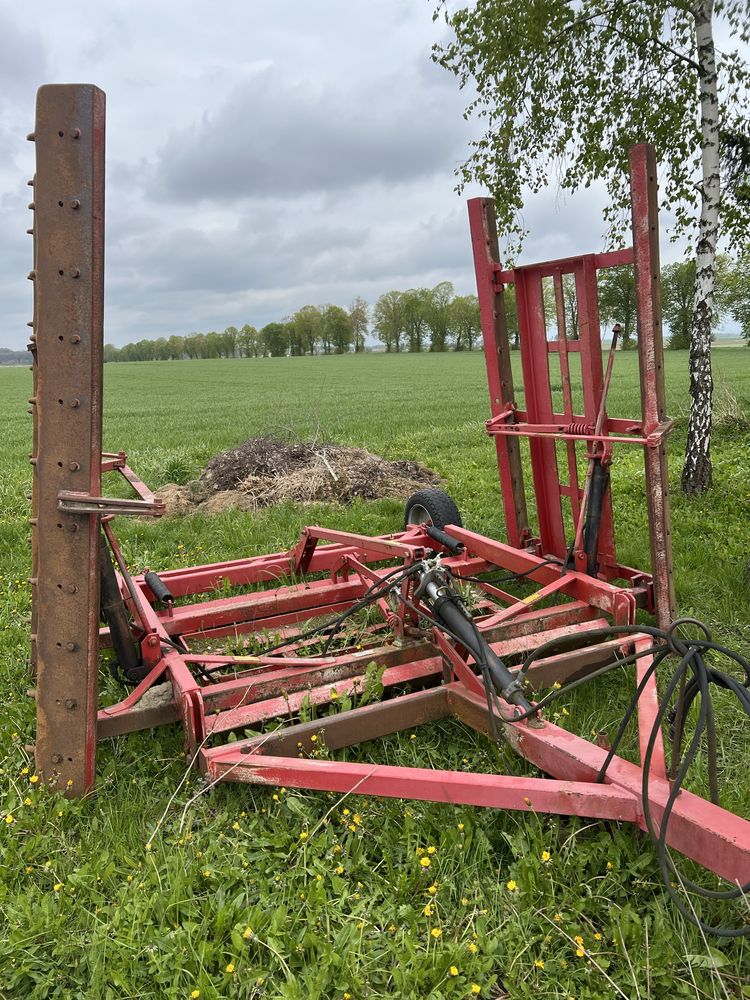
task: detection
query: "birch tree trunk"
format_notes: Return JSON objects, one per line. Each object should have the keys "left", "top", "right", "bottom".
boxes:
{"left": 681, "top": 0, "right": 720, "bottom": 493}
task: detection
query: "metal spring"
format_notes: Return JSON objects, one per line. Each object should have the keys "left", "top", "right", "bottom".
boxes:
{"left": 568, "top": 421, "right": 594, "bottom": 436}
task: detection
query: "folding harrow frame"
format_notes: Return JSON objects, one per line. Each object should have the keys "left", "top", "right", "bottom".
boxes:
{"left": 26, "top": 85, "right": 750, "bottom": 893}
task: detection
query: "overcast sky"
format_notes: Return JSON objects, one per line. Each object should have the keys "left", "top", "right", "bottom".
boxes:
{"left": 0, "top": 0, "right": 698, "bottom": 350}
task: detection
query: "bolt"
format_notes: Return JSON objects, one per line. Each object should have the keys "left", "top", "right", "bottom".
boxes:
{"left": 71, "top": 268, "right": 80, "bottom": 279}
{"left": 67, "top": 584, "right": 78, "bottom": 594}
{"left": 71, "top": 335, "right": 81, "bottom": 344}
{"left": 70, "top": 398, "right": 80, "bottom": 408}
{"left": 65, "top": 699, "right": 77, "bottom": 710}
{"left": 147, "top": 635, "right": 159, "bottom": 648}
{"left": 28, "top": 517, "right": 38, "bottom": 526}
{"left": 52, "top": 754, "right": 63, "bottom": 764}
{"left": 27, "top": 179, "right": 34, "bottom": 187}
{"left": 70, "top": 199, "right": 80, "bottom": 210}
{"left": 69, "top": 461, "right": 80, "bottom": 471}
{"left": 27, "top": 270, "right": 36, "bottom": 281}
{"left": 27, "top": 202, "right": 35, "bottom": 211}
{"left": 26, "top": 132, "right": 35, "bottom": 142}
{"left": 71, "top": 128, "right": 80, "bottom": 139}
{"left": 65, "top": 641, "right": 78, "bottom": 652}
{"left": 29, "top": 457, "right": 38, "bottom": 466}
{"left": 26, "top": 321, "right": 34, "bottom": 328}
{"left": 26, "top": 228, "right": 34, "bottom": 235}
{"left": 27, "top": 577, "right": 38, "bottom": 585}
{"left": 28, "top": 396, "right": 37, "bottom": 404}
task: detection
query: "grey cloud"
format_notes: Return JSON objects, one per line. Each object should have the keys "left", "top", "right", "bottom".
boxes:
{"left": 0, "top": 10, "right": 48, "bottom": 96}
{"left": 149, "top": 64, "right": 468, "bottom": 202}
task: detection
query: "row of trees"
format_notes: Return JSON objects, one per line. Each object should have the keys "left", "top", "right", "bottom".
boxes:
{"left": 103, "top": 259, "right": 750, "bottom": 364}
{"left": 103, "top": 285, "right": 483, "bottom": 361}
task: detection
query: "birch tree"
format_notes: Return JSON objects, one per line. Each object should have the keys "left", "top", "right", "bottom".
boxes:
{"left": 433, "top": 0, "right": 750, "bottom": 493}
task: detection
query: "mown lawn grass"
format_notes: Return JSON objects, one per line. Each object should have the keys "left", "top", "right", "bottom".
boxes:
{"left": 1, "top": 350, "right": 750, "bottom": 999}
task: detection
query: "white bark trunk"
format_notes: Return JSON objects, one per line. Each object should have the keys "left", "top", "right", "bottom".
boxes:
{"left": 682, "top": 0, "right": 719, "bottom": 493}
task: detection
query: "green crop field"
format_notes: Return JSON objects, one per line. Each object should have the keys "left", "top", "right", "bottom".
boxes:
{"left": 1, "top": 350, "right": 750, "bottom": 999}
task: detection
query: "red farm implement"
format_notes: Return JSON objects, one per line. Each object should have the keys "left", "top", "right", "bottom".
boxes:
{"left": 26, "top": 84, "right": 750, "bottom": 936}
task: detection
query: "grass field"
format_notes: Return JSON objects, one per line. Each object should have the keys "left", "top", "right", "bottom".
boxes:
{"left": 1, "top": 349, "right": 750, "bottom": 999}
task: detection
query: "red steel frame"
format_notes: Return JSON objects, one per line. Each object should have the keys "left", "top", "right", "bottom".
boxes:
{"left": 28, "top": 85, "right": 750, "bottom": 889}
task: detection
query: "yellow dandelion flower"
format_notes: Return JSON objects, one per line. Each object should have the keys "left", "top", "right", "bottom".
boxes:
{"left": 461, "top": 897, "right": 469, "bottom": 905}
{"left": 457, "top": 823, "right": 465, "bottom": 831}
{"left": 449, "top": 966, "right": 459, "bottom": 976}
{"left": 427, "top": 845, "right": 437, "bottom": 855}
{"left": 416, "top": 847, "right": 425, "bottom": 856}
{"left": 420, "top": 857, "right": 431, "bottom": 868}
{"left": 191, "top": 991, "right": 201, "bottom": 999}
{"left": 5, "top": 815, "right": 14, "bottom": 824}
{"left": 506, "top": 879, "right": 517, "bottom": 892}
{"left": 53, "top": 882, "right": 63, "bottom": 891}
{"left": 428, "top": 883, "right": 438, "bottom": 895}
{"left": 343, "top": 808, "right": 351, "bottom": 816}
{"left": 299, "top": 831, "right": 308, "bottom": 840}
{"left": 552, "top": 680, "right": 562, "bottom": 690}
{"left": 66, "top": 779, "right": 73, "bottom": 788}
{"left": 202, "top": 870, "right": 211, "bottom": 878}
{"left": 561, "top": 707, "right": 569, "bottom": 716}
{"left": 541, "top": 850, "right": 551, "bottom": 863}
{"left": 470, "top": 986, "right": 481, "bottom": 996}
{"left": 243, "top": 927, "right": 253, "bottom": 939}
{"left": 353, "top": 813, "right": 361, "bottom": 825}
{"left": 29, "top": 774, "right": 39, "bottom": 784}
{"left": 24, "top": 797, "right": 32, "bottom": 806}
{"left": 574, "top": 935, "right": 583, "bottom": 945}
{"left": 534, "top": 959, "right": 544, "bottom": 969}
{"left": 336, "top": 865, "right": 344, "bottom": 874}
{"left": 409, "top": 733, "right": 416, "bottom": 740}
{"left": 575, "top": 947, "right": 585, "bottom": 958}
{"left": 226, "top": 962, "right": 235, "bottom": 974}
{"left": 232, "top": 822, "right": 240, "bottom": 830}
{"left": 553, "top": 912, "right": 562, "bottom": 921}
{"left": 310, "top": 735, "right": 318, "bottom": 743}
{"left": 344, "top": 994, "right": 352, "bottom": 999}
{"left": 330, "top": 690, "right": 339, "bottom": 700}
{"left": 348, "top": 824, "right": 356, "bottom": 832}
{"left": 594, "top": 932, "right": 602, "bottom": 941}
{"left": 423, "top": 903, "right": 433, "bottom": 917}
{"left": 430, "top": 927, "right": 442, "bottom": 938}
{"left": 606, "top": 861, "right": 614, "bottom": 871}
{"left": 468, "top": 942, "right": 478, "bottom": 953}
{"left": 21, "top": 766, "right": 29, "bottom": 775}
{"left": 272, "top": 794, "right": 279, "bottom": 801}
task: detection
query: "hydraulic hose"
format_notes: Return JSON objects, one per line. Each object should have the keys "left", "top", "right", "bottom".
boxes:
{"left": 421, "top": 575, "right": 532, "bottom": 712}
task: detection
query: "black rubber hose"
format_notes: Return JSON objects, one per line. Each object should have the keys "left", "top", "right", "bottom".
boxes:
{"left": 144, "top": 570, "right": 174, "bottom": 606}
{"left": 583, "top": 458, "right": 609, "bottom": 576}
{"left": 428, "top": 589, "right": 532, "bottom": 712}
{"left": 99, "top": 532, "right": 142, "bottom": 683}
{"left": 424, "top": 525, "right": 465, "bottom": 555}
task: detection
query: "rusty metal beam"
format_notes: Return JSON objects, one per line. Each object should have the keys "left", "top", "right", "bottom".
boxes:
{"left": 32, "top": 84, "right": 105, "bottom": 795}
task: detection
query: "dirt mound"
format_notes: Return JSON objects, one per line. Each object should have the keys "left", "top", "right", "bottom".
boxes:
{"left": 159, "top": 437, "right": 443, "bottom": 515}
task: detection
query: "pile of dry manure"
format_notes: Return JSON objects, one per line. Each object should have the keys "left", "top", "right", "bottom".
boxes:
{"left": 158, "top": 436, "right": 443, "bottom": 514}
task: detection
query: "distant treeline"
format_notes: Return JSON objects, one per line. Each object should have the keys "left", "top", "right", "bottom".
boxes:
{"left": 99, "top": 256, "right": 750, "bottom": 363}
{"left": 0, "top": 348, "right": 32, "bottom": 366}
{"left": 103, "top": 284, "right": 485, "bottom": 362}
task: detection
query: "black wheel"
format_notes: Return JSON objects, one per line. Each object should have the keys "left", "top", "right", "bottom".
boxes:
{"left": 404, "top": 489, "right": 463, "bottom": 530}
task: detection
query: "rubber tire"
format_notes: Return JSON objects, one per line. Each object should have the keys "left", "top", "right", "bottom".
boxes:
{"left": 404, "top": 489, "right": 463, "bottom": 531}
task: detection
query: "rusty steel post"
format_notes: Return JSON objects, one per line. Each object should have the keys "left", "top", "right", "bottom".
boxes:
{"left": 31, "top": 84, "right": 106, "bottom": 795}
{"left": 629, "top": 144, "right": 676, "bottom": 627}
{"left": 468, "top": 199, "right": 529, "bottom": 547}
